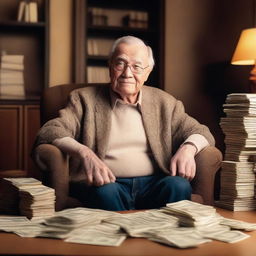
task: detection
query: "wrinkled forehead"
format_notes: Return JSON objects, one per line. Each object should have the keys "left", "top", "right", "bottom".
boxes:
{"left": 112, "top": 43, "right": 149, "bottom": 64}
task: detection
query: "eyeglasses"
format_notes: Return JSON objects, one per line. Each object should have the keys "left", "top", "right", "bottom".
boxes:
{"left": 112, "top": 60, "right": 149, "bottom": 74}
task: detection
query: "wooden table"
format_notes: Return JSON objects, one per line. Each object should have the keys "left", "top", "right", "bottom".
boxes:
{"left": 0, "top": 208, "right": 256, "bottom": 256}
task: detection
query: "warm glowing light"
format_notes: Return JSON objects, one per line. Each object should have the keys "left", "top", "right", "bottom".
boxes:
{"left": 231, "top": 28, "right": 256, "bottom": 65}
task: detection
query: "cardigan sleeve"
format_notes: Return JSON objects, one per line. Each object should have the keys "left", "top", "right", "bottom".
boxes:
{"left": 33, "top": 90, "right": 84, "bottom": 148}
{"left": 171, "top": 99, "right": 215, "bottom": 152}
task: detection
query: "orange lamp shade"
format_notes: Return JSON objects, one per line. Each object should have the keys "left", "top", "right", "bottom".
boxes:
{"left": 231, "top": 28, "right": 256, "bottom": 65}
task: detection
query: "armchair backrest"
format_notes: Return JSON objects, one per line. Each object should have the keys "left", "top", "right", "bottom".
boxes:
{"left": 40, "top": 83, "right": 110, "bottom": 125}
{"left": 40, "top": 83, "right": 86, "bottom": 125}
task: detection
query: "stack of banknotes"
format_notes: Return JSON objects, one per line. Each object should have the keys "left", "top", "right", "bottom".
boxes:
{"left": 219, "top": 93, "right": 256, "bottom": 211}
{"left": 0, "top": 178, "right": 55, "bottom": 219}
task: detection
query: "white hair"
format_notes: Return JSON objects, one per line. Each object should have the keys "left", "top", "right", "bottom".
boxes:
{"left": 109, "top": 36, "right": 155, "bottom": 69}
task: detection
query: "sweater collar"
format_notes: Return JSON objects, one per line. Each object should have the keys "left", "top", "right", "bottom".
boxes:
{"left": 109, "top": 88, "right": 142, "bottom": 110}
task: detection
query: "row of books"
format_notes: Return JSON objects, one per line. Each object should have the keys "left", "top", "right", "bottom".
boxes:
{"left": 216, "top": 93, "right": 256, "bottom": 211}
{"left": 0, "top": 54, "right": 25, "bottom": 98}
{"left": 87, "top": 38, "right": 114, "bottom": 56}
{"left": 123, "top": 11, "right": 148, "bottom": 29}
{"left": 87, "top": 66, "right": 110, "bottom": 84}
{"left": 88, "top": 7, "right": 148, "bottom": 29}
{"left": 1, "top": 55, "right": 109, "bottom": 96}
{"left": 17, "top": 1, "right": 38, "bottom": 23}
{"left": 88, "top": 8, "right": 108, "bottom": 26}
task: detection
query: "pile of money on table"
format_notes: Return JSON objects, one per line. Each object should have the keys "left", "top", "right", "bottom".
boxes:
{"left": 0, "top": 199, "right": 255, "bottom": 248}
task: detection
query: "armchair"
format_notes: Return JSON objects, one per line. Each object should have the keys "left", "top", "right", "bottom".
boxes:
{"left": 34, "top": 84, "right": 222, "bottom": 210}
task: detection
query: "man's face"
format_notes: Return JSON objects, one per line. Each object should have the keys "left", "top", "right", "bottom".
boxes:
{"left": 109, "top": 43, "right": 152, "bottom": 103}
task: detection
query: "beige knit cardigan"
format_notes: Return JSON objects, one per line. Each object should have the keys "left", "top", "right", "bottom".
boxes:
{"left": 34, "top": 85, "right": 215, "bottom": 180}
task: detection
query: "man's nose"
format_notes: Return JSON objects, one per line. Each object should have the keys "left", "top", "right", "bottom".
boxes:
{"left": 122, "top": 65, "right": 133, "bottom": 77}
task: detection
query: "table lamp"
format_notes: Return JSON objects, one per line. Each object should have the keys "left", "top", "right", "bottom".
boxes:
{"left": 231, "top": 28, "right": 256, "bottom": 92}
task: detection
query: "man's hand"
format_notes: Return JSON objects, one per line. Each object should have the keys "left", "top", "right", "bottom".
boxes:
{"left": 170, "top": 144, "right": 197, "bottom": 181}
{"left": 78, "top": 146, "right": 116, "bottom": 186}
{"left": 53, "top": 137, "right": 116, "bottom": 187}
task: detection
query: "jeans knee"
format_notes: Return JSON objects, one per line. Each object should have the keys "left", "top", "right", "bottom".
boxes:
{"left": 162, "top": 176, "right": 192, "bottom": 195}
{"left": 87, "top": 182, "right": 130, "bottom": 211}
{"left": 89, "top": 183, "right": 119, "bottom": 200}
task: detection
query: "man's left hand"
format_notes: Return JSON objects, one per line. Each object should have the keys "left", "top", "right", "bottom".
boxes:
{"left": 170, "top": 144, "right": 197, "bottom": 181}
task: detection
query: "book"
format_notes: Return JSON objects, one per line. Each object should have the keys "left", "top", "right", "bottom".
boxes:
{"left": 17, "top": 1, "right": 38, "bottom": 23}
{"left": 1, "top": 62, "right": 24, "bottom": 71}
{"left": 0, "top": 84, "right": 25, "bottom": 97}
{"left": 29, "top": 2, "right": 38, "bottom": 22}
{"left": 24, "top": 2, "right": 30, "bottom": 22}
{"left": 87, "top": 66, "right": 110, "bottom": 83}
{"left": 0, "top": 71, "right": 24, "bottom": 84}
{"left": 87, "top": 38, "right": 114, "bottom": 56}
{"left": 0, "top": 54, "right": 25, "bottom": 97}
{"left": 1, "top": 54, "right": 24, "bottom": 64}
{"left": 17, "top": 1, "right": 26, "bottom": 22}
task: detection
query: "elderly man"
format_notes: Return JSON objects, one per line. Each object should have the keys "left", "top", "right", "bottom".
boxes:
{"left": 34, "top": 36, "right": 215, "bottom": 211}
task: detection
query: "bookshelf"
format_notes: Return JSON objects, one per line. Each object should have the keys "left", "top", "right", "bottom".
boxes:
{"left": 0, "top": 0, "right": 49, "bottom": 176}
{"left": 0, "top": 0, "right": 49, "bottom": 98}
{"left": 74, "top": 0, "right": 165, "bottom": 88}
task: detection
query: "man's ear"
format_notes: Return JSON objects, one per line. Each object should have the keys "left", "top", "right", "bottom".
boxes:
{"left": 143, "top": 67, "right": 152, "bottom": 82}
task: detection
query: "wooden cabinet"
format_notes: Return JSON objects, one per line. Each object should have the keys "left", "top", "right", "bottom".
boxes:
{"left": 74, "top": 0, "right": 165, "bottom": 89}
{"left": 0, "top": 102, "right": 40, "bottom": 177}
{"left": 0, "top": 105, "right": 23, "bottom": 170}
{"left": 23, "top": 104, "right": 40, "bottom": 176}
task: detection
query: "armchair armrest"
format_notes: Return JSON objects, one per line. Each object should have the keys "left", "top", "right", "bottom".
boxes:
{"left": 192, "top": 146, "right": 222, "bottom": 205}
{"left": 34, "top": 144, "right": 82, "bottom": 210}
{"left": 34, "top": 144, "right": 70, "bottom": 210}
{"left": 34, "top": 144, "right": 69, "bottom": 175}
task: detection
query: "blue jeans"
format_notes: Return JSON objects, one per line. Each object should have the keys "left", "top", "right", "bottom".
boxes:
{"left": 71, "top": 173, "right": 192, "bottom": 211}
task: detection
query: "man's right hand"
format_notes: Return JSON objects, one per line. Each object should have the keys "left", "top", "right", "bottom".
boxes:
{"left": 53, "top": 137, "right": 116, "bottom": 187}
{"left": 78, "top": 146, "right": 116, "bottom": 186}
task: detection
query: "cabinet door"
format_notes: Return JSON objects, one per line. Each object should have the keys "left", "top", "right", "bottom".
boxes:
{"left": 0, "top": 105, "right": 23, "bottom": 171}
{"left": 23, "top": 105, "right": 40, "bottom": 177}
